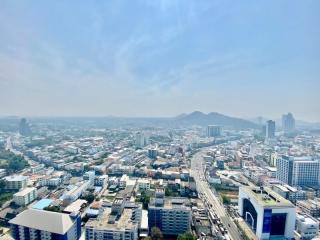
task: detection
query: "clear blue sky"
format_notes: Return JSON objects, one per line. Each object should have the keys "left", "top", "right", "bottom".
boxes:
{"left": 0, "top": 0, "right": 319, "bottom": 121}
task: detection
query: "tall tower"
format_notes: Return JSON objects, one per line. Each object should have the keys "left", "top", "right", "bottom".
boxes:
{"left": 282, "top": 113, "right": 295, "bottom": 133}
{"left": 266, "top": 120, "right": 275, "bottom": 139}
{"left": 19, "top": 118, "right": 31, "bottom": 136}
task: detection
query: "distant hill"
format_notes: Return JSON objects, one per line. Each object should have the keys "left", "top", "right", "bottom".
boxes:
{"left": 173, "top": 111, "right": 258, "bottom": 129}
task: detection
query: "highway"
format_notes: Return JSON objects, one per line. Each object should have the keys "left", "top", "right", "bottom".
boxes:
{"left": 191, "top": 150, "right": 242, "bottom": 240}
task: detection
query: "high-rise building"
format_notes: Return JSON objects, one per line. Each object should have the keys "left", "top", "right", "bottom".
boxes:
{"left": 282, "top": 113, "right": 295, "bottom": 133}
{"left": 148, "top": 188, "right": 191, "bottom": 236}
{"left": 135, "top": 132, "right": 149, "bottom": 148}
{"left": 148, "top": 147, "right": 158, "bottom": 159}
{"left": 276, "top": 156, "right": 320, "bottom": 187}
{"left": 206, "top": 125, "right": 221, "bottom": 137}
{"left": 19, "top": 118, "right": 32, "bottom": 136}
{"left": 238, "top": 186, "right": 296, "bottom": 240}
{"left": 265, "top": 120, "right": 275, "bottom": 139}
{"left": 10, "top": 209, "right": 81, "bottom": 240}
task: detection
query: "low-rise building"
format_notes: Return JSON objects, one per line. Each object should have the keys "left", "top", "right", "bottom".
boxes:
{"left": 296, "top": 214, "right": 319, "bottom": 240}
{"left": 297, "top": 199, "right": 320, "bottom": 218}
{"left": 13, "top": 187, "right": 37, "bottom": 206}
{"left": 85, "top": 200, "right": 141, "bottom": 240}
{"left": 137, "top": 179, "right": 151, "bottom": 191}
{"left": 4, "top": 175, "right": 29, "bottom": 191}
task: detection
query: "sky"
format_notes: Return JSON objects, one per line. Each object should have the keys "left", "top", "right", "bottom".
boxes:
{"left": 0, "top": 0, "right": 319, "bottom": 121}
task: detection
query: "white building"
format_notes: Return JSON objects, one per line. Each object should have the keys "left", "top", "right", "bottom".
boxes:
{"left": 276, "top": 156, "right": 320, "bottom": 187}
{"left": 13, "top": 187, "right": 37, "bottom": 206}
{"left": 85, "top": 200, "right": 141, "bottom": 240}
{"left": 238, "top": 186, "right": 296, "bottom": 240}
{"left": 4, "top": 175, "right": 29, "bottom": 191}
{"left": 94, "top": 175, "right": 108, "bottom": 187}
{"left": 135, "top": 132, "right": 149, "bottom": 148}
{"left": 137, "top": 179, "right": 151, "bottom": 191}
{"left": 296, "top": 214, "right": 319, "bottom": 240}
{"left": 206, "top": 125, "right": 221, "bottom": 137}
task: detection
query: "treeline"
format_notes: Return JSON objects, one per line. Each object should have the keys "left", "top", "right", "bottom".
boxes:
{"left": 0, "top": 148, "right": 29, "bottom": 173}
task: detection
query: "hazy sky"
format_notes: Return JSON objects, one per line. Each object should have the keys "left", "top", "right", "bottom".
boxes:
{"left": 0, "top": 1, "right": 319, "bottom": 121}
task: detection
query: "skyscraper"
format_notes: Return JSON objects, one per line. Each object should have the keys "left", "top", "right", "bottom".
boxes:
{"left": 135, "top": 132, "right": 149, "bottom": 148}
{"left": 19, "top": 118, "right": 31, "bottom": 136}
{"left": 282, "top": 113, "right": 295, "bottom": 133}
{"left": 265, "top": 120, "right": 275, "bottom": 139}
{"left": 276, "top": 156, "right": 320, "bottom": 187}
{"left": 206, "top": 125, "right": 221, "bottom": 137}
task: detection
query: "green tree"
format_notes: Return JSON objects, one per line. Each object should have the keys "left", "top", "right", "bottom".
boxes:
{"left": 81, "top": 193, "right": 95, "bottom": 203}
{"left": 0, "top": 179, "right": 5, "bottom": 191}
{"left": 139, "top": 191, "right": 150, "bottom": 209}
{"left": 222, "top": 195, "right": 231, "bottom": 205}
{"left": 177, "top": 232, "right": 197, "bottom": 240}
{"left": 150, "top": 227, "right": 163, "bottom": 240}
{"left": 44, "top": 205, "right": 61, "bottom": 212}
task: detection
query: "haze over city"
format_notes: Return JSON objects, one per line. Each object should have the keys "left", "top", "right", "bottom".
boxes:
{"left": 1, "top": 2, "right": 320, "bottom": 240}
{"left": 0, "top": 0, "right": 319, "bottom": 121}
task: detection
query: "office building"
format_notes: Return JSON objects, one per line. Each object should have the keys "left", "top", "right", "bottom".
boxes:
{"left": 84, "top": 171, "right": 95, "bottom": 185}
{"left": 10, "top": 209, "right": 81, "bottom": 240}
{"left": 296, "top": 214, "right": 319, "bottom": 240}
{"left": 148, "top": 148, "right": 158, "bottom": 159}
{"left": 4, "top": 175, "right": 29, "bottom": 191}
{"left": 282, "top": 113, "right": 295, "bottom": 134}
{"left": 238, "top": 186, "right": 296, "bottom": 240}
{"left": 85, "top": 199, "right": 141, "bottom": 240}
{"left": 19, "top": 118, "right": 32, "bottom": 136}
{"left": 272, "top": 184, "right": 306, "bottom": 203}
{"left": 265, "top": 120, "right": 275, "bottom": 139}
{"left": 206, "top": 125, "right": 221, "bottom": 137}
{"left": 148, "top": 189, "right": 191, "bottom": 236}
{"left": 276, "top": 156, "right": 320, "bottom": 187}
{"left": 13, "top": 187, "right": 37, "bottom": 206}
{"left": 135, "top": 132, "right": 149, "bottom": 148}
{"left": 137, "top": 179, "right": 151, "bottom": 191}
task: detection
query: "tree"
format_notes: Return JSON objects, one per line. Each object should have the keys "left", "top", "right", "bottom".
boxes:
{"left": 44, "top": 205, "right": 61, "bottom": 212}
{"left": 177, "top": 232, "right": 196, "bottom": 240}
{"left": 222, "top": 195, "right": 231, "bottom": 205}
{"left": 81, "top": 193, "right": 95, "bottom": 203}
{"left": 0, "top": 180, "right": 5, "bottom": 191}
{"left": 139, "top": 191, "right": 150, "bottom": 209}
{"left": 151, "top": 227, "right": 163, "bottom": 240}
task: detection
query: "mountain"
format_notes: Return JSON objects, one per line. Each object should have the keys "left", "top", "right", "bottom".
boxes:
{"left": 174, "top": 111, "right": 258, "bottom": 129}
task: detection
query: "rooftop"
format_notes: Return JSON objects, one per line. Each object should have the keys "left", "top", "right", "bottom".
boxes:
{"left": 13, "top": 187, "right": 36, "bottom": 197}
{"left": 4, "top": 175, "right": 28, "bottom": 181}
{"left": 31, "top": 199, "right": 53, "bottom": 210}
{"left": 9, "top": 209, "right": 75, "bottom": 234}
{"left": 63, "top": 199, "right": 87, "bottom": 214}
{"left": 85, "top": 208, "right": 137, "bottom": 231}
{"left": 242, "top": 186, "right": 294, "bottom": 208}
{"left": 149, "top": 197, "right": 190, "bottom": 209}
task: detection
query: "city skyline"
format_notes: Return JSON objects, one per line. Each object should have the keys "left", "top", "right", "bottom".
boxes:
{"left": 0, "top": 0, "right": 319, "bottom": 121}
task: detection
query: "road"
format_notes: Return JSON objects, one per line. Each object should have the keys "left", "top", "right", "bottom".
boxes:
{"left": 191, "top": 150, "right": 242, "bottom": 240}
